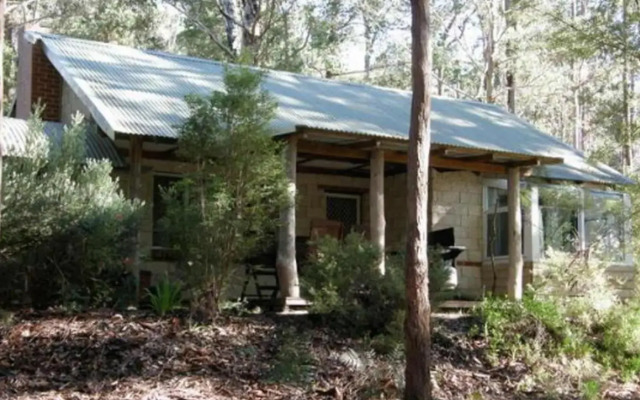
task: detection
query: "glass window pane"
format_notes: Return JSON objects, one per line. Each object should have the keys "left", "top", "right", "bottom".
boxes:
{"left": 486, "top": 211, "right": 509, "bottom": 257}
{"left": 487, "top": 187, "right": 508, "bottom": 210}
{"left": 541, "top": 207, "right": 578, "bottom": 253}
{"left": 585, "top": 191, "right": 624, "bottom": 260}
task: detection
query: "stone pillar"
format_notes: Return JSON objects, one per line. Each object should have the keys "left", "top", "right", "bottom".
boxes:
{"left": 370, "top": 149, "right": 386, "bottom": 274}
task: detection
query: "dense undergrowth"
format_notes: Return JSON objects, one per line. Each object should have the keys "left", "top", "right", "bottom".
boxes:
{"left": 476, "top": 251, "right": 640, "bottom": 398}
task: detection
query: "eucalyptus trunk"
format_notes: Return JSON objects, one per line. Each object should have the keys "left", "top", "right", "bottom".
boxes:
{"left": 404, "top": 0, "right": 432, "bottom": 398}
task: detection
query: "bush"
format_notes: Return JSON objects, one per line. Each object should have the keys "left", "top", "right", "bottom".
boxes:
{"left": 478, "top": 295, "right": 592, "bottom": 359}
{"left": 163, "top": 67, "right": 287, "bottom": 319}
{"left": 0, "top": 113, "right": 143, "bottom": 309}
{"left": 303, "top": 233, "right": 452, "bottom": 337}
{"left": 532, "top": 249, "right": 617, "bottom": 328}
{"left": 477, "top": 250, "right": 640, "bottom": 380}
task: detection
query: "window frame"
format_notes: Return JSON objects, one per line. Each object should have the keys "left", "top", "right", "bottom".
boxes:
{"left": 482, "top": 180, "right": 632, "bottom": 267}
{"left": 536, "top": 184, "right": 584, "bottom": 255}
{"left": 482, "top": 179, "right": 528, "bottom": 260}
{"left": 324, "top": 191, "right": 362, "bottom": 229}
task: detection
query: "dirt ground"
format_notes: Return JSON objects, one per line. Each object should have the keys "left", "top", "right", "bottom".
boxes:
{"left": 0, "top": 310, "right": 638, "bottom": 399}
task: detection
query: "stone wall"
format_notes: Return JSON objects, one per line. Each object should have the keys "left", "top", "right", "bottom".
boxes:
{"left": 296, "top": 173, "right": 370, "bottom": 237}
{"left": 385, "top": 170, "right": 485, "bottom": 297}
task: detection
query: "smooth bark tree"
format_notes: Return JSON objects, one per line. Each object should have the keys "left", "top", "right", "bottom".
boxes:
{"left": 505, "top": 0, "right": 516, "bottom": 113}
{"left": 0, "top": 0, "right": 5, "bottom": 239}
{"left": 404, "top": 0, "right": 432, "bottom": 398}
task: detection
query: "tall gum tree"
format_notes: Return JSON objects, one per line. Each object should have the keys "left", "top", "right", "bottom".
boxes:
{"left": 404, "top": 0, "right": 432, "bottom": 398}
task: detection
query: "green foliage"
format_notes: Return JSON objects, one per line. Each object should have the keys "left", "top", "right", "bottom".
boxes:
{"left": 173, "top": 0, "right": 353, "bottom": 73}
{"left": 0, "top": 112, "right": 143, "bottom": 309}
{"left": 147, "top": 276, "right": 184, "bottom": 317}
{"left": 478, "top": 250, "right": 640, "bottom": 380}
{"left": 163, "top": 67, "right": 288, "bottom": 318}
{"left": 303, "top": 234, "right": 401, "bottom": 336}
{"left": 267, "top": 327, "right": 315, "bottom": 384}
{"left": 581, "top": 379, "right": 601, "bottom": 400}
{"left": 303, "top": 233, "right": 451, "bottom": 337}
{"left": 532, "top": 250, "right": 618, "bottom": 328}
{"left": 478, "top": 295, "right": 591, "bottom": 359}
{"left": 46, "top": 0, "right": 165, "bottom": 48}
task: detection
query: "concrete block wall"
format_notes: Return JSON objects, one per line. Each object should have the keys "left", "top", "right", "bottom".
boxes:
{"left": 296, "top": 173, "right": 370, "bottom": 237}
{"left": 482, "top": 261, "right": 534, "bottom": 296}
{"left": 385, "top": 170, "right": 485, "bottom": 297}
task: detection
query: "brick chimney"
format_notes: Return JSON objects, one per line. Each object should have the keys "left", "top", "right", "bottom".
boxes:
{"left": 15, "top": 29, "right": 62, "bottom": 121}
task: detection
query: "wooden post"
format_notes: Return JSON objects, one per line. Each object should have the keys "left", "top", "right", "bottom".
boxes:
{"left": 507, "top": 166, "right": 523, "bottom": 301}
{"left": 129, "top": 136, "right": 143, "bottom": 292}
{"left": 129, "top": 137, "right": 143, "bottom": 199}
{"left": 427, "top": 167, "right": 434, "bottom": 232}
{"left": 370, "top": 149, "right": 386, "bottom": 274}
{"left": 276, "top": 136, "right": 300, "bottom": 300}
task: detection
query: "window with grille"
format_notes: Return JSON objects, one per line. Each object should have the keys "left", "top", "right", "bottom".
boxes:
{"left": 326, "top": 193, "right": 361, "bottom": 234}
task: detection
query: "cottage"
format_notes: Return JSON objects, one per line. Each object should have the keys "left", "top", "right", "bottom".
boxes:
{"left": 8, "top": 31, "right": 635, "bottom": 301}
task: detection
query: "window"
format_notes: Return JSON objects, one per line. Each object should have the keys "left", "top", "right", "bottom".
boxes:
{"left": 585, "top": 190, "right": 626, "bottom": 261}
{"left": 326, "top": 193, "right": 361, "bottom": 234}
{"left": 152, "top": 175, "right": 180, "bottom": 248}
{"left": 538, "top": 186, "right": 580, "bottom": 254}
{"left": 485, "top": 187, "right": 509, "bottom": 257}
{"left": 484, "top": 182, "right": 630, "bottom": 264}
{"left": 484, "top": 185, "right": 524, "bottom": 258}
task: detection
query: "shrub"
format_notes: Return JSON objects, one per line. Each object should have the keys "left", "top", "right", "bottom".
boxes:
{"left": 147, "top": 276, "right": 184, "bottom": 317}
{"left": 477, "top": 295, "right": 592, "bottom": 359}
{"left": 303, "top": 233, "right": 451, "bottom": 337}
{"left": 0, "top": 113, "right": 143, "bottom": 309}
{"left": 163, "top": 67, "right": 288, "bottom": 319}
{"left": 478, "top": 249, "right": 640, "bottom": 381}
{"left": 532, "top": 249, "right": 617, "bottom": 328}
{"left": 267, "top": 327, "right": 315, "bottom": 384}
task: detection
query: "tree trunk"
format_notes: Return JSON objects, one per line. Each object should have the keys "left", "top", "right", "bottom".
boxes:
{"left": 622, "top": 0, "right": 633, "bottom": 172}
{"left": 0, "top": 0, "right": 4, "bottom": 240}
{"left": 405, "top": 0, "right": 432, "bottom": 399}
{"left": 276, "top": 136, "right": 300, "bottom": 299}
{"left": 505, "top": 0, "right": 516, "bottom": 113}
{"left": 363, "top": 17, "right": 372, "bottom": 81}
{"left": 571, "top": 0, "right": 583, "bottom": 150}
{"left": 222, "top": 0, "right": 242, "bottom": 57}
{"left": 483, "top": 12, "right": 495, "bottom": 103}
{"left": 242, "top": 0, "right": 260, "bottom": 60}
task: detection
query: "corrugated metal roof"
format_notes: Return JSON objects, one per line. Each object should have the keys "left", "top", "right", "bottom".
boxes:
{"left": 26, "top": 32, "right": 631, "bottom": 185}
{"left": 2, "top": 117, "right": 125, "bottom": 167}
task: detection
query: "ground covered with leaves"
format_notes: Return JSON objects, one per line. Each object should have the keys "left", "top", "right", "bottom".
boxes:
{"left": 0, "top": 310, "right": 639, "bottom": 400}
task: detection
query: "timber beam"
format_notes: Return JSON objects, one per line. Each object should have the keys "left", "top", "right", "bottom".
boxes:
{"left": 297, "top": 140, "right": 508, "bottom": 174}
